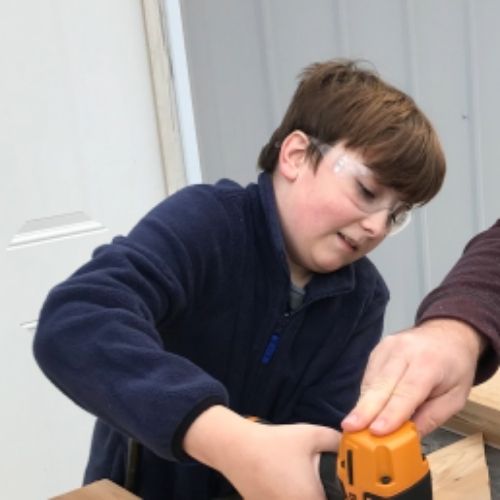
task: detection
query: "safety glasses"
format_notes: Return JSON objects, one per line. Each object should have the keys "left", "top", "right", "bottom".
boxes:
{"left": 309, "top": 137, "right": 412, "bottom": 236}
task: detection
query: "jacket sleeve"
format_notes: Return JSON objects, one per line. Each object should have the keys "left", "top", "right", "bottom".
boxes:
{"left": 33, "top": 186, "right": 232, "bottom": 461}
{"left": 416, "top": 220, "right": 500, "bottom": 383}
{"left": 291, "top": 272, "right": 389, "bottom": 429}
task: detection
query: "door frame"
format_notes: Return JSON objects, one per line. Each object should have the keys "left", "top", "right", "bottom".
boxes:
{"left": 142, "top": 0, "right": 198, "bottom": 193}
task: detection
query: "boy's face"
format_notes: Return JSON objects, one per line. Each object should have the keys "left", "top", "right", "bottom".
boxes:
{"left": 273, "top": 132, "right": 406, "bottom": 286}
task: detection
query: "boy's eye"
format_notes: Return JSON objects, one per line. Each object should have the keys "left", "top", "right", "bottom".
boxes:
{"left": 388, "top": 208, "right": 408, "bottom": 227}
{"left": 388, "top": 212, "right": 398, "bottom": 226}
{"left": 356, "top": 181, "right": 376, "bottom": 201}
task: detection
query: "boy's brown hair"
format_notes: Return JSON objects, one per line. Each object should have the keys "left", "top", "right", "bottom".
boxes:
{"left": 258, "top": 59, "right": 445, "bottom": 206}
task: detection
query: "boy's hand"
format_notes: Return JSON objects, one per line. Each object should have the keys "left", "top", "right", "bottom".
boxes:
{"left": 342, "top": 319, "right": 484, "bottom": 436}
{"left": 184, "top": 405, "right": 340, "bottom": 499}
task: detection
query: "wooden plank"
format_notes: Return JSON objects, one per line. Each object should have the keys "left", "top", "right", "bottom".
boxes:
{"left": 428, "top": 433, "right": 491, "bottom": 500}
{"left": 445, "top": 369, "right": 500, "bottom": 449}
{"left": 50, "top": 479, "right": 140, "bottom": 500}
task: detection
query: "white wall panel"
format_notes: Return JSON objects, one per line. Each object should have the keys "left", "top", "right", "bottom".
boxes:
{"left": 0, "top": 1, "right": 168, "bottom": 498}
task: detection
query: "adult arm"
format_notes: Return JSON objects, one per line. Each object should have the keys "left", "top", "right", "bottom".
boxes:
{"left": 343, "top": 220, "right": 500, "bottom": 436}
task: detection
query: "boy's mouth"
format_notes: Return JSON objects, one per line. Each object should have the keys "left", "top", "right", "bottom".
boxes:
{"left": 337, "top": 232, "right": 359, "bottom": 251}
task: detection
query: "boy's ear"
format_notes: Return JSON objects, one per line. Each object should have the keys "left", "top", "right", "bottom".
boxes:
{"left": 277, "top": 130, "right": 310, "bottom": 181}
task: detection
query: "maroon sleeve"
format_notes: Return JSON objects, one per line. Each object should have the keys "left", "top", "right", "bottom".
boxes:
{"left": 416, "top": 220, "right": 500, "bottom": 384}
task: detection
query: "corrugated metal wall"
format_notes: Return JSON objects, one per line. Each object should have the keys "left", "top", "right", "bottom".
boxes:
{"left": 179, "top": 0, "right": 500, "bottom": 334}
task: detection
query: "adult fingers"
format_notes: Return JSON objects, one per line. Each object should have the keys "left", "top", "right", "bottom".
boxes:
{"left": 342, "top": 349, "right": 408, "bottom": 431}
{"left": 366, "top": 358, "right": 450, "bottom": 435}
{"left": 344, "top": 353, "right": 445, "bottom": 435}
{"left": 412, "top": 389, "right": 470, "bottom": 436}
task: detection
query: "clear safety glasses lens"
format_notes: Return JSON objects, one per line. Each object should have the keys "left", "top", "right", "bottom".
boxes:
{"left": 387, "top": 209, "right": 412, "bottom": 236}
{"left": 308, "top": 136, "right": 413, "bottom": 236}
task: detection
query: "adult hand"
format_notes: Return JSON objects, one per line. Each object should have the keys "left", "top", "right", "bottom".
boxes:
{"left": 341, "top": 319, "right": 485, "bottom": 436}
{"left": 184, "top": 405, "right": 340, "bottom": 499}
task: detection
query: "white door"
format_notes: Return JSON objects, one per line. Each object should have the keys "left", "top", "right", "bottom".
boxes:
{"left": 0, "top": 1, "right": 176, "bottom": 498}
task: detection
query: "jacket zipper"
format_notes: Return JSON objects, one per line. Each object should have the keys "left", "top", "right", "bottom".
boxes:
{"left": 259, "top": 311, "right": 291, "bottom": 365}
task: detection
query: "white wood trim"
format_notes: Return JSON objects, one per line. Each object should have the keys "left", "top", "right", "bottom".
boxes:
{"left": 162, "top": 0, "right": 202, "bottom": 184}
{"left": 8, "top": 221, "right": 106, "bottom": 249}
{"left": 141, "top": 0, "right": 187, "bottom": 195}
{"left": 8, "top": 212, "right": 107, "bottom": 249}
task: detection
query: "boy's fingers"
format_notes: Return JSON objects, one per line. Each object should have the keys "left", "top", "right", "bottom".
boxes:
{"left": 307, "top": 424, "right": 342, "bottom": 452}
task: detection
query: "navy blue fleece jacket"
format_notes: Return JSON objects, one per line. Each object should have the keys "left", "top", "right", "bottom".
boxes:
{"left": 33, "top": 173, "right": 389, "bottom": 499}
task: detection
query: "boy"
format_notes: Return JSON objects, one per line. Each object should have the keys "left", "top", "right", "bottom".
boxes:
{"left": 34, "top": 60, "right": 445, "bottom": 499}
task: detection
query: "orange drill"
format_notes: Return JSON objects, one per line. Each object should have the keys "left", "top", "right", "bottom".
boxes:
{"left": 327, "top": 420, "right": 432, "bottom": 499}
{"left": 246, "top": 417, "right": 432, "bottom": 499}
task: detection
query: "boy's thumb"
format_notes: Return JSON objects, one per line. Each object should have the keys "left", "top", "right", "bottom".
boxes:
{"left": 309, "top": 424, "right": 341, "bottom": 452}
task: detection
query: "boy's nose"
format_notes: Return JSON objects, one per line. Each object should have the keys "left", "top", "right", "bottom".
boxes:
{"left": 360, "top": 210, "right": 389, "bottom": 238}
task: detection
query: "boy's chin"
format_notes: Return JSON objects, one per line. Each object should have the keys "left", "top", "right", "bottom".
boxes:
{"left": 313, "top": 260, "right": 348, "bottom": 274}
{"left": 313, "top": 253, "right": 365, "bottom": 273}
